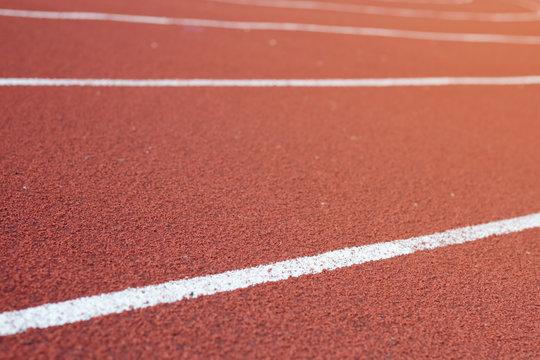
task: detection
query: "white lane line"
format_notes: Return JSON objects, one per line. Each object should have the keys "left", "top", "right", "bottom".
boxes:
{"left": 2, "top": 9, "right": 540, "bottom": 44}
{"left": 2, "top": 76, "right": 540, "bottom": 87}
{"left": 1, "top": 212, "right": 539, "bottom": 336}
{"left": 211, "top": 0, "right": 540, "bottom": 22}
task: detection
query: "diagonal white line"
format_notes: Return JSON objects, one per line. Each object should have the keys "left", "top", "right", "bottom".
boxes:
{"left": 2, "top": 76, "right": 540, "bottom": 87}
{"left": 1, "top": 212, "right": 539, "bottom": 336}
{"left": 2, "top": 8, "right": 540, "bottom": 44}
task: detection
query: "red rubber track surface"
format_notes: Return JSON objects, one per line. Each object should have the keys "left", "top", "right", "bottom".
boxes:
{"left": 3, "top": 1, "right": 540, "bottom": 78}
{"left": 1, "top": 0, "right": 540, "bottom": 358}
{"left": 2, "top": 86, "right": 540, "bottom": 312}
{"left": 1, "top": 230, "right": 538, "bottom": 358}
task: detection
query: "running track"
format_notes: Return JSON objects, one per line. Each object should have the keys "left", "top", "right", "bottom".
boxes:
{"left": 0, "top": 0, "right": 539, "bottom": 358}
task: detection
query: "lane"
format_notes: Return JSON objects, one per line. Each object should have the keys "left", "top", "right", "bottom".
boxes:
{"left": 4, "top": 9, "right": 540, "bottom": 44}
{"left": 3, "top": 4, "right": 540, "bottom": 36}
{"left": 1, "top": 228, "right": 537, "bottom": 358}
{"left": 1, "top": 86, "right": 539, "bottom": 313}
{"left": 0, "top": 0, "right": 525, "bottom": 17}
{"left": 2, "top": 18, "right": 540, "bottom": 79}
{"left": 3, "top": 212, "right": 539, "bottom": 336}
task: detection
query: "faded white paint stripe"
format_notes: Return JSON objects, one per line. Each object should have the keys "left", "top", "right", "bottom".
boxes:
{"left": 2, "top": 76, "right": 540, "bottom": 87}
{"left": 2, "top": 8, "right": 540, "bottom": 44}
{"left": 211, "top": 0, "right": 540, "bottom": 22}
{"left": 1, "top": 212, "right": 539, "bottom": 336}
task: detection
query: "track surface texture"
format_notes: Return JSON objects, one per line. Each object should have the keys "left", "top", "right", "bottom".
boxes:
{"left": 0, "top": 0, "right": 539, "bottom": 358}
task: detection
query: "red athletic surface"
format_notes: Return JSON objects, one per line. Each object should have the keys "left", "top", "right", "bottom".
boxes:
{"left": 1, "top": 230, "right": 538, "bottom": 358}
{"left": 3, "top": 0, "right": 540, "bottom": 79}
{"left": 1, "top": 0, "right": 540, "bottom": 358}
